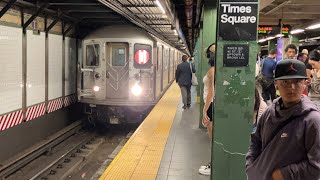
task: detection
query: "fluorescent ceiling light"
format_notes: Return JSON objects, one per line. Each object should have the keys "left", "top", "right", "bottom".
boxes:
{"left": 264, "top": 1, "right": 291, "bottom": 15}
{"left": 155, "top": 0, "right": 165, "bottom": 14}
{"left": 266, "top": 36, "right": 275, "bottom": 40}
{"left": 258, "top": 39, "right": 266, "bottom": 43}
{"left": 290, "top": 29, "right": 304, "bottom": 34}
{"left": 173, "top": 29, "right": 178, "bottom": 35}
{"left": 309, "top": 36, "right": 320, "bottom": 40}
{"left": 306, "top": 23, "right": 320, "bottom": 30}
{"left": 275, "top": 34, "right": 284, "bottom": 38}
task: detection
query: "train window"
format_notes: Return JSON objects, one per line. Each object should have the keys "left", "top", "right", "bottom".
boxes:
{"left": 134, "top": 43, "right": 152, "bottom": 69}
{"left": 86, "top": 44, "right": 100, "bottom": 66}
{"left": 112, "top": 48, "right": 126, "bottom": 66}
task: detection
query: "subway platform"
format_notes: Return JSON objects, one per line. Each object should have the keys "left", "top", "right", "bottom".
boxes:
{"left": 98, "top": 83, "right": 211, "bottom": 180}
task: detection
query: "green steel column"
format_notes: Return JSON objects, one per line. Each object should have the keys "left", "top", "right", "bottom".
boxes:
{"left": 195, "top": 29, "right": 203, "bottom": 98}
{"left": 212, "top": 0, "right": 258, "bottom": 179}
{"left": 268, "top": 39, "right": 277, "bottom": 51}
{"left": 199, "top": 1, "right": 218, "bottom": 128}
{"left": 290, "top": 35, "right": 299, "bottom": 47}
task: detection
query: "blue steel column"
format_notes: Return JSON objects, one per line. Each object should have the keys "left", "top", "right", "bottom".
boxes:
{"left": 212, "top": 0, "right": 259, "bottom": 179}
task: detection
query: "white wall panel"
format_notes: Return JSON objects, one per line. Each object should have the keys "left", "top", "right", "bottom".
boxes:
{"left": 26, "top": 30, "right": 45, "bottom": 106}
{"left": 65, "top": 37, "right": 77, "bottom": 95}
{"left": 48, "top": 34, "right": 62, "bottom": 100}
{"left": 0, "top": 25, "right": 22, "bottom": 115}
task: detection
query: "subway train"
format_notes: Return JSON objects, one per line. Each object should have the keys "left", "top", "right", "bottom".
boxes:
{"left": 77, "top": 25, "right": 183, "bottom": 124}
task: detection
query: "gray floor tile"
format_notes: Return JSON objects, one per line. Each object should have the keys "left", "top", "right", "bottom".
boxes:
{"left": 156, "top": 175, "right": 168, "bottom": 180}
{"left": 167, "top": 175, "right": 193, "bottom": 180}
{"left": 157, "top": 87, "right": 211, "bottom": 180}
{"left": 168, "top": 168, "right": 193, "bottom": 176}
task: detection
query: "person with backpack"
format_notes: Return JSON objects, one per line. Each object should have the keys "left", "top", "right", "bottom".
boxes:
{"left": 246, "top": 59, "right": 320, "bottom": 180}
{"left": 257, "top": 49, "right": 277, "bottom": 102}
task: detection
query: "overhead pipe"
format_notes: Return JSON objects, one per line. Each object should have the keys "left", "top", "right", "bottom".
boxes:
{"left": 184, "top": 0, "right": 193, "bottom": 52}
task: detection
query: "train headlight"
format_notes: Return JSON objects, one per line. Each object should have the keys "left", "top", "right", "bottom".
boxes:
{"left": 93, "top": 86, "right": 100, "bottom": 92}
{"left": 131, "top": 83, "right": 142, "bottom": 96}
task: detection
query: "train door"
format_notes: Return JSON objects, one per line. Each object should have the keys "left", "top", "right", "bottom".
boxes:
{"left": 82, "top": 42, "right": 101, "bottom": 95}
{"left": 162, "top": 47, "right": 169, "bottom": 87}
{"left": 156, "top": 44, "right": 163, "bottom": 96}
{"left": 168, "top": 48, "right": 171, "bottom": 83}
{"left": 105, "top": 42, "right": 129, "bottom": 99}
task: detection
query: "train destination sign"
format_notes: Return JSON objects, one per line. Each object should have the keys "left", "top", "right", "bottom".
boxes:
{"left": 223, "top": 44, "right": 249, "bottom": 67}
{"left": 219, "top": 1, "right": 258, "bottom": 41}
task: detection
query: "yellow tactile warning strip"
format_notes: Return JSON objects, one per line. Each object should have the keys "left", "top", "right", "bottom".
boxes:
{"left": 99, "top": 83, "right": 181, "bottom": 180}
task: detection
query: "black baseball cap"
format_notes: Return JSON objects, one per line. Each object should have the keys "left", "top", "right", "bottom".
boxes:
{"left": 274, "top": 59, "right": 307, "bottom": 80}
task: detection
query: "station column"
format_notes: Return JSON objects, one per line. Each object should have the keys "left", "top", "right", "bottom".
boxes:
{"left": 197, "top": 0, "right": 217, "bottom": 128}
{"left": 212, "top": 0, "right": 259, "bottom": 179}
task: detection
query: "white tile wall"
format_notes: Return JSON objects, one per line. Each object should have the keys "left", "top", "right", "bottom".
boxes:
{"left": 26, "top": 30, "right": 45, "bottom": 106}
{"left": 65, "top": 37, "right": 77, "bottom": 95}
{"left": 0, "top": 25, "right": 22, "bottom": 115}
{"left": 48, "top": 34, "right": 62, "bottom": 100}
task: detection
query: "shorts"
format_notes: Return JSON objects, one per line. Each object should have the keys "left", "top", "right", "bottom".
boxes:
{"left": 206, "top": 103, "right": 214, "bottom": 122}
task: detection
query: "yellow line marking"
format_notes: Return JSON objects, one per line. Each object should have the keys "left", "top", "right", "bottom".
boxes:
{"left": 99, "top": 83, "right": 181, "bottom": 180}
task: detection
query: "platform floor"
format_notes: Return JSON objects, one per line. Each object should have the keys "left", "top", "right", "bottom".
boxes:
{"left": 99, "top": 83, "right": 211, "bottom": 180}
{"left": 155, "top": 86, "right": 211, "bottom": 180}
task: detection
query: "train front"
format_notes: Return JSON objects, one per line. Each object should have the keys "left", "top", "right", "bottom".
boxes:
{"left": 77, "top": 27, "right": 156, "bottom": 125}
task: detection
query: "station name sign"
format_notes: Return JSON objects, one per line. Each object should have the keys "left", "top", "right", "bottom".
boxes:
{"left": 219, "top": 0, "right": 258, "bottom": 41}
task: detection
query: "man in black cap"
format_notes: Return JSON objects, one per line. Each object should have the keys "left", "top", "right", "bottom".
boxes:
{"left": 246, "top": 59, "right": 320, "bottom": 180}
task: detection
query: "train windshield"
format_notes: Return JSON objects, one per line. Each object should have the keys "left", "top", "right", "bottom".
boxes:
{"left": 112, "top": 48, "right": 126, "bottom": 66}
{"left": 86, "top": 44, "right": 100, "bottom": 66}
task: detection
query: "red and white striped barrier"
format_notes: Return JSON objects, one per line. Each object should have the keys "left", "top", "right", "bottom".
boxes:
{"left": 64, "top": 94, "right": 77, "bottom": 107}
{"left": 0, "top": 110, "right": 23, "bottom": 131}
{"left": 26, "top": 103, "right": 46, "bottom": 121}
{"left": 47, "top": 98, "right": 63, "bottom": 113}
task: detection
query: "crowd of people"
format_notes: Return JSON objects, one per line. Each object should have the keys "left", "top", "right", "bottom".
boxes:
{"left": 175, "top": 43, "right": 320, "bottom": 179}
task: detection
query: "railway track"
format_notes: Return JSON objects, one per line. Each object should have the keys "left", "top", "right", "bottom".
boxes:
{"left": 0, "top": 121, "right": 137, "bottom": 180}
{"left": 0, "top": 121, "right": 83, "bottom": 180}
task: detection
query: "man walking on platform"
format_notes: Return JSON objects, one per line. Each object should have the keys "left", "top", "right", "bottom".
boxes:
{"left": 176, "top": 55, "right": 195, "bottom": 109}
{"left": 246, "top": 59, "right": 320, "bottom": 180}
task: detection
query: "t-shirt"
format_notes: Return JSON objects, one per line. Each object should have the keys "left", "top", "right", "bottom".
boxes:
{"left": 261, "top": 57, "right": 276, "bottom": 79}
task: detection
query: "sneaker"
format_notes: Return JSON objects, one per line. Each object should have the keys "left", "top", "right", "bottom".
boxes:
{"left": 182, "top": 105, "right": 187, "bottom": 109}
{"left": 187, "top": 104, "right": 191, "bottom": 107}
{"left": 199, "top": 166, "right": 211, "bottom": 176}
{"left": 199, "top": 162, "right": 211, "bottom": 170}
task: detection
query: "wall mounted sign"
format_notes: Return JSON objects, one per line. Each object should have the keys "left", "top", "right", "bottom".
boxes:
{"left": 219, "top": 0, "right": 258, "bottom": 41}
{"left": 223, "top": 44, "right": 249, "bottom": 67}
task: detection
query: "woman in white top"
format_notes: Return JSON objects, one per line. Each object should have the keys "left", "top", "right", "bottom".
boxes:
{"left": 199, "top": 44, "right": 215, "bottom": 176}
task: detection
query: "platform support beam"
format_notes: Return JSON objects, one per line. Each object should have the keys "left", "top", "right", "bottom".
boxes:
{"left": 212, "top": 0, "right": 259, "bottom": 179}
{"left": 268, "top": 39, "right": 277, "bottom": 52}
{"left": 198, "top": 1, "right": 218, "bottom": 128}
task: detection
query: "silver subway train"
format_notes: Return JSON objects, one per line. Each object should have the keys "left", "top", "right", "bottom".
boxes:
{"left": 78, "top": 25, "right": 183, "bottom": 124}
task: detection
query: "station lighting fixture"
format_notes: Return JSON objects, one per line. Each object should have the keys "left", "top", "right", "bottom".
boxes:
{"left": 258, "top": 39, "right": 267, "bottom": 43}
{"left": 306, "top": 23, "right": 320, "bottom": 30}
{"left": 275, "top": 34, "right": 284, "bottom": 38}
{"left": 266, "top": 36, "right": 275, "bottom": 40}
{"left": 155, "top": 0, "right": 165, "bottom": 14}
{"left": 290, "top": 29, "right": 304, "bottom": 34}
{"left": 173, "top": 29, "right": 178, "bottom": 35}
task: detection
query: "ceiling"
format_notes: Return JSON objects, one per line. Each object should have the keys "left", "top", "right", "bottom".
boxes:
{"left": 259, "top": 0, "right": 320, "bottom": 43}
{"left": 1, "top": 0, "right": 201, "bottom": 54}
